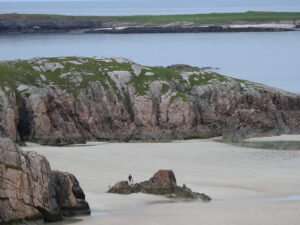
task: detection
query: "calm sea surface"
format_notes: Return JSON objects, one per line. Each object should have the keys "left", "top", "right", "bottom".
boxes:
{"left": 0, "top": 0, "right": 300, "bottom": 15}
{"left": 1, "top": 0, "right": 300, "bottom": 92}
{"left": 1, "top": 32, "right": 299, "bottom": 93}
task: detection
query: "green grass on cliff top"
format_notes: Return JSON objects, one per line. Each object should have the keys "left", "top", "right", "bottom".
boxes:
{"left": 0, "top": 57, "right": 250, "bottom": 102}
{"left": 0, "top": 57, "right": 130, "bottom": 96}
{"left": 1, "top": 11, "right": 300, "bottom": 24}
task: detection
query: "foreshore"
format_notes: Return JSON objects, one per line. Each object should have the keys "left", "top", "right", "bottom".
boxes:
{"left": 0, "top": 11, "right": 300, "bottom": 34}
{"left": 246, "top": 134, "right": 300, "bottom": 142}
{"left": 23, "top": 137, "right": 300, "bottom": 225}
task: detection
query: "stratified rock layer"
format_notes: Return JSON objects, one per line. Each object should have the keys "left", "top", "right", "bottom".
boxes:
{"left": 0, "top": 138, "right": 90, "bottom": 225}
{"left": 0, "top": 57, "right": 299, "bottom": 145}
{"left": 108, "top": 170, "right": 211, "bottom": 202}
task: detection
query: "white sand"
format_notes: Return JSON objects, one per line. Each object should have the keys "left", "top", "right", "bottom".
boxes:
{"left": 23, "top": 138, "right": 300, "bottom": 225}
{"left": 229, "top": 23, "right": 296, "bottom": 29}
{"left": 246, "top": 134, "right": 300, "bottom": 142}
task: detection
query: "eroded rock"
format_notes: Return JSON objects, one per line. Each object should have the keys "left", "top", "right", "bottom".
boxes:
{"left": 52, "top": 171, "right": 90, "bottom": 217}
{"left": 0, "top": 138, "right": 90, "bottom": 225}
{"left": 40, "top": 62, "right": 64, "bottom": 72}
{"left": 107, "top": 170, "right": 211, "bottom": 202}
{"left": 107, "top": 70, "right": 132, "bottom": 90}
{"left": 131, "top": 64, "right": 142, "bottom": 76}
{"left": 0, "top": 88, "right": 18, "bottom": 142}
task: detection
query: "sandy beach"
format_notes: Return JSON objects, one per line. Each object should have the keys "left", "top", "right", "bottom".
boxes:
{"left": 23, "top": 138, "right": 300, "bottom": 225}
{"left": 246, "top": 134, "right": 300, "bottom": 142}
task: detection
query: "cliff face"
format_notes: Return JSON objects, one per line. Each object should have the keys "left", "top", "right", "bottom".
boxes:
{"left": 0, "top": 57, "right": 299, "bottom": 145}
{"left": 0, "top": 138, "right": 90, "bottom": 225}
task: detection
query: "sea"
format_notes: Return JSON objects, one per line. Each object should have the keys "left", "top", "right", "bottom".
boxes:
{"left": 0, "top": 0, "right": 300, "bottom": 92}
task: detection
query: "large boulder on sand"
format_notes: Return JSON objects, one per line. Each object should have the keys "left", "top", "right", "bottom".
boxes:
{"left": 0, "top": 138, "right": 90, "bottom": 225}
{"left": 52, "top": 171, "right": 90, "bottom": 217}
{"left": 139, "top": 170, "right": 177, "bottom": 194}
{"left": 107, "top": 170, "right": 211, "bottom": 202}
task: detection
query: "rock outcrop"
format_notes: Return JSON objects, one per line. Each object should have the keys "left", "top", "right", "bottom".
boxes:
{"left": 0, "top": 138, "right": 90, "bottom": 225}
{"left": 0, "top": 56, "right": 299, "bottom": 145}
{"left": 108, "top": 170, "right": 211, "bottom": 201}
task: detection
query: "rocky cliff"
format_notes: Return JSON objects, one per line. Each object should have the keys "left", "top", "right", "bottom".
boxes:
{"left": 0, "top": 56, "right": 299, "bottom": 145}
{"left": 0, "top": 137, "right": 90, "bottom": 225}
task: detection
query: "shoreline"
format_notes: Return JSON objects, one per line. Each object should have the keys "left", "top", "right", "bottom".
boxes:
{"left": 1, "top": 12, "right": 300, "bottom": 34}
{"left": 85, "top": 24, "right": 298, "bottom": 34}
{"left": 1, "top": 24, "right": 298, "bottom": 34}
{"left": 23, "top": 138, "right": 300, "bottom": 225}
{"left": 245, "top": 134, "right": 300, "bottom": 142}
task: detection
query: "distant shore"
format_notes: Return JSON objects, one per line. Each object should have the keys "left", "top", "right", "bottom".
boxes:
{"left": 0, "top": 11, "right": 300, "bottom": 34}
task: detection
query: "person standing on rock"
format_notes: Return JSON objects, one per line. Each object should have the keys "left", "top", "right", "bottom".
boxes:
{"left": 128, "top": 174, "right": 133, "bottom": 184}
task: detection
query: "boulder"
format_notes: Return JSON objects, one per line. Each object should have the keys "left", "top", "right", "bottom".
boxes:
{"left": 108, "top": 170, "right": 211, "bottom": 202}
{"left": 107, "top": 181, "right": 141, "bottom": 194}
{"left": 0, "top": 138, "right": 90, "bottom": 225}
{"left": 139, "top": 170, "right": 177, "bottom": 195}
{"left": 52, "top": 171, "right": 91, "bottom": 217}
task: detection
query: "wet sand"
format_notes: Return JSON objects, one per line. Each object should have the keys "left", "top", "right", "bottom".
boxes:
{"left": 23, "top": 138, "right": 300, "bottom": 225}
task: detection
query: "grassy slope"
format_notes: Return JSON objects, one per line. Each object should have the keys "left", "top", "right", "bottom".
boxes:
{"left": 1, "top": 12, "right": 300, "bottom": 25}
{"left": 0, "top": 57, "right": 250, "bottom": 103}
{"left": 105, "top": 11, "right": 300, "bottom": 24}
{"left": 0, "top": 57, "right": 127, "bottom": 96}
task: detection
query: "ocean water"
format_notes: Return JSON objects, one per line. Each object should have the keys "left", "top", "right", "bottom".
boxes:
{"left": 0, "top": 0, "right": 300, "bottom": 16}
{"left": 1, "top": 31, "right": 299, "bottom": 93}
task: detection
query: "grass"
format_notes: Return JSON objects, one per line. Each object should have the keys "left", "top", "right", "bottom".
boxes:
{"left": 0, "top": 161, "right": 22, "bottom": 171}
{"left": 170, "top": 92, "right": 189, "bottom": 103}
{"left": 128, "top": 66, "right": 187, "bottom": 96}
{"left": 161, "top": 83, "right": 170, "bottom": 95}
{"left": 0, "top": 57, "right": 253, "bottom": 104}
{"left": 188, "top": 73, "right": 228, "bottom": 87}
{"left": 0, "top": 57, "right": 132, "bottom": 97}
{"left": 1, "top": 11, "right": 300, "bottom": 25}
{"left": 104, "top": 11, "right": 300, "bottom": 24}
